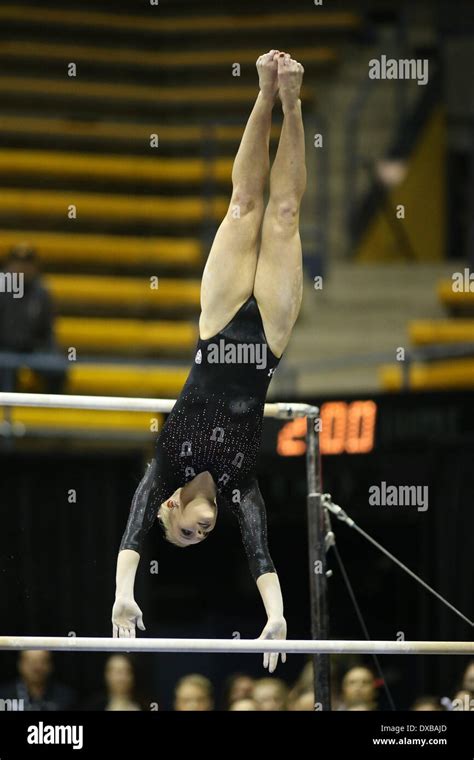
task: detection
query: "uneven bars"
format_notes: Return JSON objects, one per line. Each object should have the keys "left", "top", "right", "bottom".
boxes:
{"left": 0, "top": 393, "right": 318, "bottom": 419}
{"left": 0, "top": 637, "right": 472, "bottom": 655}
{"left": 306, "top": 412, "right": 331, "bottom": 709}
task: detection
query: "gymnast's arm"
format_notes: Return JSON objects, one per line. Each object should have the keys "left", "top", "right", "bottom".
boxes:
{"left": 112, "top": 457, "right": 169, "bottom": 637}
{"left": 228, "top": 477, "right": 287, "bottom": 672}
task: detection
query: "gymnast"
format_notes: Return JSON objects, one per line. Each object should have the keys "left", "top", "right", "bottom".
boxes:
{"left": 112, "top": 50, "right": 306, "bottom": 673}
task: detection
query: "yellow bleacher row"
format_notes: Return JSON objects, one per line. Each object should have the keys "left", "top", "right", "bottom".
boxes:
{"left": 0, "top": 42, "right": 338, "bottom": 69}
{"left": 0, "top": 77, "right": 311, "bottom": 106}
{"left": 380, "top": 278, "right": 474, "bottom": 390}
{"left": 4, "top": 407, "right": 163, "bottom": 435}
{"left": 0, "top": 150, "right": 233, "bottom": 185}
{"left": 0, "top": 116, "right": 281, "bottom": 145}
{"left": 18, "top": 363, "right": 188, "bottom": 397}
{"left": 437, "top": 279, "right": 474, "bottom": 310}
{"left": 54, "top": 317, "right": 197, "bottom": 354}
{"left": 409, "top": 319, "right": 474, "bottom": 345}
{"left": 48, "top": 275, "right": 201, "bottom": 353}
{"left": 0, "top": 189, "right": 228, "bottom": 223}
{"left": 45, "top": 275, "right": 201, "bottom": 310}
{"left": 0, "top": 230, "right": 202, "bottom": 269}
{"left": 379, "top": 359, "right": 474, "bottom": 391}
{"left": 0, "top": 6, "right": 361, "bottom": 34}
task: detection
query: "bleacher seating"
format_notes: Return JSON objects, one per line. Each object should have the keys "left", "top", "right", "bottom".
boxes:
{"left": 437, "top": 279, "right": 474, "bottom": 315}
{"left": 0, "top": 2, "right": 364, "bottom": 434}
{"left": 380, "top": 283, "right": 474, "bottom": 390}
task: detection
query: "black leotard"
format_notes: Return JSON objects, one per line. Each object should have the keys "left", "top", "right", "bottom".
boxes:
{"left": 119, "top": 294, "right": 282, "bottom": 580}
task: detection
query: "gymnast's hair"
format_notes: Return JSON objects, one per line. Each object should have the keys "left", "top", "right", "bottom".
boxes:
{"left": 157, "top": 503, "right": 188, "bottom": 548}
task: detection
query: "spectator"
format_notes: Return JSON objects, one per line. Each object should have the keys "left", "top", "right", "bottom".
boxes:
{"left": 290, "top": 690, "right": 315, "bottom": 711}
{"left": 252, "top": 677, "right": 288, "bottom": 711}
{"left": 288, "top": 660, "right": 341, "bottom": 709}
{"left": 339, "top": 666, "right": 378, "bottom": 711}
{"left": 0, "top": 243, "right": 66, "bottom": 393}
{"left": 411, "top": 696, "right": 444, "bottom": 711}
{"left": 229, "top": 698, "right": 257, "bottom": 711}
{"left": 0, "top": 650, "right": 76, "bottom": 710}
{"left": 223, "top": 673, "right": 255, "bottom": 709}
{"left": 82, "top": 654, "right": 148, "bottom": 711}
{"left": 461, "top": 661, "right": 474, "bottom": 692}
{"left": 174, "top": 674, "right": 214, "bottom": 711}
{"left": 288, "top": 661, "right": 313, "bottom": 708}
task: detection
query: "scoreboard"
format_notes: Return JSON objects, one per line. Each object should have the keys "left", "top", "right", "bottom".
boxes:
{"left": 262, "top": 391, "right": 474, "bottom": 456}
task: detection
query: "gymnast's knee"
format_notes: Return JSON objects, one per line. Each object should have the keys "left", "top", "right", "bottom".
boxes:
{"left": 228, "top": 187, "right": 264, "bottom": 220}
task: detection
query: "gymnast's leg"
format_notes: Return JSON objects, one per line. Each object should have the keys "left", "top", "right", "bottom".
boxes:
{"left": 199, "top": 50, "right": 279, "bottom": 340}
{"left": 253, "top": 54, "right": 307, "bottom": 359}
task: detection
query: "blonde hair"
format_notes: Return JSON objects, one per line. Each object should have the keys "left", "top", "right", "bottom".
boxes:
{"left": 254, "top": 678, "right": 289, "bottom": 696}
{"left": 157, "top": 503, "right": 188, "bottom": 548}
{"left": 175, "top": 674, "right": 213, "bottom": 697}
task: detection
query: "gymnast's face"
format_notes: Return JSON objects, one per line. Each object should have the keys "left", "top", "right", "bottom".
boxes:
{"left": 165, "top": 490, "right": 217, "bottom": 546}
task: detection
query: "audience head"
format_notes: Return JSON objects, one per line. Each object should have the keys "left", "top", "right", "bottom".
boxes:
{"left": 5, "top": 243, "right": 39, "bottom": 283}
{"left": 290, "top": 690, "right": 315, "bottom": 711}
{"left": 341, "top": 665, "right": 377, "bottom": 710}
{"left": 18, "top": 650, "right": 52, "bottom": 689}
{"left": 287, "top": 660, "right": 313, "bottom": 708}
{"left": 104, "top": 654, "right": 137, "bottom": 698}
{"left": 462, "top": 661, "right": 474, "bottom": 692}
{"left": 224, "top": 673, "right": 255, "bottom": 708}
{"left": 252, "top": 677, "right": 288, "bottom": 711}
{"left": 174, "top": 674, "right": 214, "bottom": 711}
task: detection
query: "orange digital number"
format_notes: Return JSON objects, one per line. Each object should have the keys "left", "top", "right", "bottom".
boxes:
{"left": 276, "top": 417, "right": 307, "bottom": 456}
{"left": 320, "top": 402, "right": 347, "bottom": 455}
{"left": 345, "top": 400, "right": 377, "bottom": 453}
{"left": 277, "top": 401, "right": 377, "bottom": 456}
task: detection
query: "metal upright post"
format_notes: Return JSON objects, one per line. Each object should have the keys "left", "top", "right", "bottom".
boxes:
{"left": 306, "top": 412, "right": 331, "bottom": 710}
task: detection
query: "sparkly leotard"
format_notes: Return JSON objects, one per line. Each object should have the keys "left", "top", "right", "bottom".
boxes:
{"left": 119, "top": 295, "right": 282, "bottom": 580}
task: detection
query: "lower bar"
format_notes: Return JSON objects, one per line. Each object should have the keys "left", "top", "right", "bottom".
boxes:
{"left": 0, "top": 637, "right": 472, "bottom": 654}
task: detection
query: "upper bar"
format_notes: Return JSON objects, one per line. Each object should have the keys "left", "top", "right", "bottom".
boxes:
{"left": 0, "top": 637, "right": 472, "bottom": 654}
{"left": 0, "top": 392, "right": 318, "bottom": 419}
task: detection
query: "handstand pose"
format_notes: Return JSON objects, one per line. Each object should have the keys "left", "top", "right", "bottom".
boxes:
{"left": 112, "top": 50, "right": 306, "bottom": 673}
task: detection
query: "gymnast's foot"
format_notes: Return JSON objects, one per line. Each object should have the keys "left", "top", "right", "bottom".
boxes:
{"left": 256, "top": 49, "right": 280, "bottom": 100}
{"left": 275, "top": 53, "right": 304, "bottom": 110}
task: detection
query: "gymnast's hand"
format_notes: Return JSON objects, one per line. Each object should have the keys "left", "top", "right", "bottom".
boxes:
{"left": 112, "top": 597, "right": 146, "bottom": 638}
{"left": 257, "top": 616, "right": 287, "bottom": 674}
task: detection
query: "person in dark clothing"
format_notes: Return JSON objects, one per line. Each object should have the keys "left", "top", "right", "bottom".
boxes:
{"left": 0, "top": 243, "right": 66, "bottom": 393}
{"left": 0, "top": 650, "right": 76, "bottom": 711}
{"left": 112, "top": 51, "right": 306, "bottom": 674}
